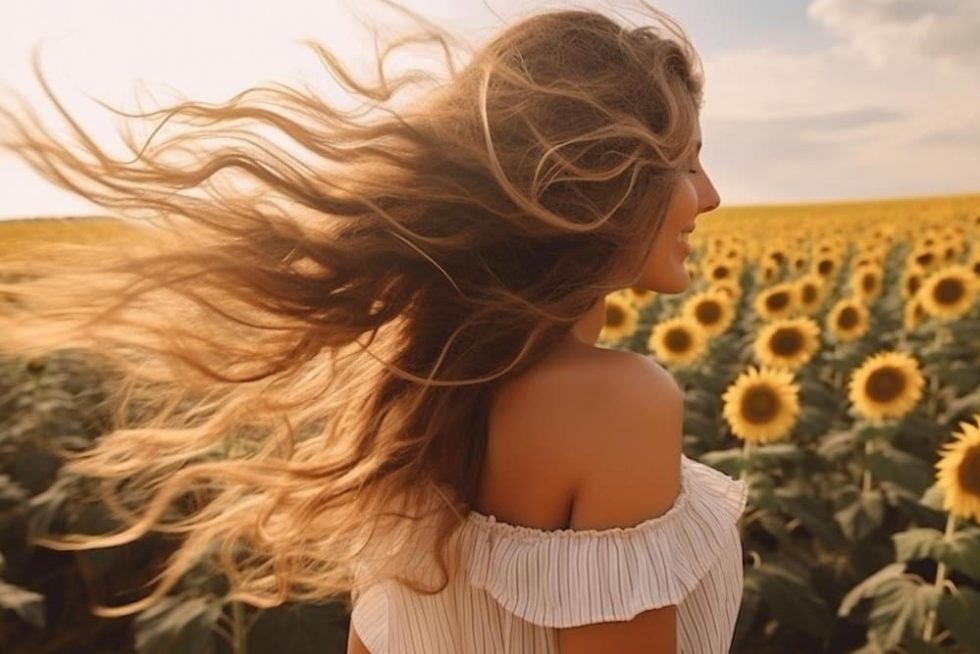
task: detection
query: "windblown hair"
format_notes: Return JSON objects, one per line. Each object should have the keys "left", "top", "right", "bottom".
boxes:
{"left": 0, "top": 0, "right": 704, "bottom": 616}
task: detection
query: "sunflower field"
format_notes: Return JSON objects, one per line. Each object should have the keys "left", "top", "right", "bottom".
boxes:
{"left": 1, "top": 195, "right": 979, "bottom": 653}
{"left": 599, "top": 194, "right": 980, "bottom": 653}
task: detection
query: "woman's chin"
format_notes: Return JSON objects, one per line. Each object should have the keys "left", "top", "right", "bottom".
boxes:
{"left": 650, "top": 270, "right": 692, "bottom": 294}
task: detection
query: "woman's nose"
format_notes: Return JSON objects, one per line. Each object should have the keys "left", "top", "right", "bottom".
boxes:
{"left": 700, "top": 179, "right": 720, "bottom": 214}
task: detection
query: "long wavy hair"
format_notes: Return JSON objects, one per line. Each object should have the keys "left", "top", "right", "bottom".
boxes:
{"left": 0, "top": 0, "right": 704, "bottom": 616}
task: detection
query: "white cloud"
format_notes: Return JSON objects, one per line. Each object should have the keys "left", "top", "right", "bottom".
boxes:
{"left": 694, "top": 1, "right": 980, "bottom": 204}
{"left": 807, "top": 0, "right": 980, "bottom": 73}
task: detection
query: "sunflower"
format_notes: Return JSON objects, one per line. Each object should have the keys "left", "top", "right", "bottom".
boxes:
{"left": 851, "top": 264, "right": 883, "bottom": 303}
{"left": 647, "top": 316, "right": 708, "bottom": 368}
{"left": 813, "top": 256, "right": 839, "bottom": 281}
{"left": 903, "top": 295, "right": 927, "bottom": 332}
{"left": 681, "top": 288, "right": 736, "bottom": 336}
{"left": 709, "top": 278, "right": 742, "bottom": 303}
{"left": 624, "top": 286, "right": 657, "bottom": 310}
{"left": 918, "top": 264, "right": 977, "bottom": 321}
{"left": 909, "top": 246, "right": 938, "bottom": 270}
{"left": 721, "top": 365, "right": 801, "bottom": 444}
{"left": 702, "top": 256, "right": 741, "bottom": 283}
{"left": 758, "top": 261, "right": 780, "bottom": 285}
{"left": 598, "top": 294, "right": 639, "bottom": 343}
{"left": 826, "top": 297, "right": 870, "bottom": 343}
{"left": 935, "top": 413, "right": 980, "bottom": 523}
{"left": 753, "top": 282, "right": 797, "bottom": 321}
{"left": 793, "top": 273, "right": 826, "bottom": 315}
{"left": 753, "top": 317, "right": 821, "bottom": 370}
{"left": 969, "top": 252, "right": 980, "bottom": 279}
{"left": 853, "top": 253, "right": 884, "bottom": 270}
{"left": 847, "top": 350, "right": 925, "bottom": 424}
{"left": 900, "top": 264, "right": 927, "bottom": 301}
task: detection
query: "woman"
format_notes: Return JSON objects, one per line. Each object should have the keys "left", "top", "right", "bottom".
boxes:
{"left": 0, "top": 1, "right": 745, "bottom": 652}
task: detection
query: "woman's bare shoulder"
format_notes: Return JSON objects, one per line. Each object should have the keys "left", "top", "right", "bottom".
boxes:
{"left": 493, "top": 343, "right": 676, "bottom": 422}
{"left": 480, "top": 344, "right": 678, "bottom": 530}
{"left": 520, "top": 343, "right": 675, "bottom": 395}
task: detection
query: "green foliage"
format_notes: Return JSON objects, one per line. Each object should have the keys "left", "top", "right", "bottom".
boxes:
{"left": 0, "top": 350, "right": 354, "bottom": 653}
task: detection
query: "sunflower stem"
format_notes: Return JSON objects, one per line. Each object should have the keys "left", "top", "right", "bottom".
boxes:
{"left": 740, "top": 440, "right": 752, "bottom": 483}
{"left": 862, "top": 439, "right": 874, "bottom": 493}
{"left": 232, "top": 600, "right": 246, "bottom": 654}
{"left": 922, "top": 512, "right": 957, "bottom": 642}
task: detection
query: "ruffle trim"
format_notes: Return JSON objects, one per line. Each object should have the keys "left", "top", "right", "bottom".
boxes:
{"left": 351, "top": 582, "right": 389, "bottom": 654}
{"left": 459, "top": 454, "right": 748, "bottom": 628}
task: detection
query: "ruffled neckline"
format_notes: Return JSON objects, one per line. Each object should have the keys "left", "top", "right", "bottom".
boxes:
{"left": 457, "top": 452, "right": 749, "bottom": 628}
{"left": 466, "top": 454, "right": 700, "bottom": 540}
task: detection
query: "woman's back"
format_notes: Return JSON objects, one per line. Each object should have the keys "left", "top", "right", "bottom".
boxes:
{"left": 349, "top": 345, "right": 748, "bottom": 653}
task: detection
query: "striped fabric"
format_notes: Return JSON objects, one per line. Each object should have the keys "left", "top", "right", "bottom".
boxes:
{"left": 351, "top": 454, "right": 748, "bottom": 653}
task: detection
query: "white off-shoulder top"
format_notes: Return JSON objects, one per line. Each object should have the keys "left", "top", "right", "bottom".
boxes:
{"left": 351, "top": 453, "right": 749, "bottom": 653}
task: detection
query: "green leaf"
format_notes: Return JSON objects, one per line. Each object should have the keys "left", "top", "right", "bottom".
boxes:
{"left": 133, "top": 594, "right": 223, "bottom": 654}
{"left": 799, "top": 377, "right": 839, "bottom": 410}
{"left": 835, "top": 488, "right": 886, "bottom": 541}
{"left": 774, "top": 487, "right": 845, "bottom": 547}
{"left": 750, "top": 442, "right": 806, "bottom": 462}
{"left": 937, "top": 586, "right": 980, "bottom": 649}
{"left": 838, "top": 562, "right": 907, "bottom": 618}
{"left": 868, "top": 576, "right": 940, "bottom": 650}
{"left": 866, "top": 443, "right": 934, "bottom": 494}
{"left": 900, "top": 635, "right": 950, "bottom": 654}
{"left": 751, "top": 562, "right": 833, "bottom": 637}
{"left": 938, "top": 361, "right": 980, "bottom": 394}
{"left": 937, "top": 527, "right": 980, "bottom": 581}
{"left": 0, "top": 579, "right": 45, "bottom": 628}
{"left": 941, "top": 386, "right": 980, "bottom": 425}
{"left": 892, "top": 528, "right": 944, "bottom": 563}
{"left": 920, "top": 482, "right": 945, "bottom": 511}
{"left": 855, "top": 421, "right": 901, "bottom": 442}
{"left": 698, "top": 447, "right": 744, "bottom": 477}
{"left": 247, "top": 602, "right": 348, "bottom": 654}
{"left": 817, "top": 428, "right": 859, "bottom": 460}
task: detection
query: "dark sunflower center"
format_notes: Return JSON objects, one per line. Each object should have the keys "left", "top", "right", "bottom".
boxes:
{"left": 771, "top": 328, "right": 804, "bottom": 356}
{"left": 917, "top": 252, "right": 934, "bottom": 266}
{"left": 695, "top": 301, "right": 722, "bottom": 325}
{"left": 606, "top": 305, "right": 625, "bottom": 327}
{"left": 766, "top": 291, "right": 790, "bottom": 311}
{"left": 838, "top": 306, "right": 859, "bottom": 330}
{"left": 972, "top": 261, "right": 980, "bottom": 276}
{"left": 712, "top": 266, "right": 730, "bottom": 280}
{"left": 741, "top": 386, "right": 780, "bottom": 424}
{"left": 865, "top": 366, "right": 906, "bottom": 403}
{"left": 958, "top": 445, "right": 980, "bottom": 496}
{"left": 818, "top": 259, "right": 834, "bottom": 275}
{"left": 907, "top": 275, "right": 921, "bottom": 296}
{"left": 862, "top": 273, "right": 877, "bottom": 293}
{"left": 802, "top": 284, "right": 817, "bottom": 304}
{"left": 934, "top": 278, "right": 965, "bottom": 305}
{"left": 665, "top": 328, "right": 691, "bottom": 353}
{"left": 630, "top": 286, "right": 652, "bottom": 300}
{"left": 772, "top": 252, "right": 785, "bottom": 265}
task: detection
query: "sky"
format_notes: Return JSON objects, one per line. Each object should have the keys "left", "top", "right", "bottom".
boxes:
{"left": 0, "top": 0, "right": 978, "bottom": 220}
